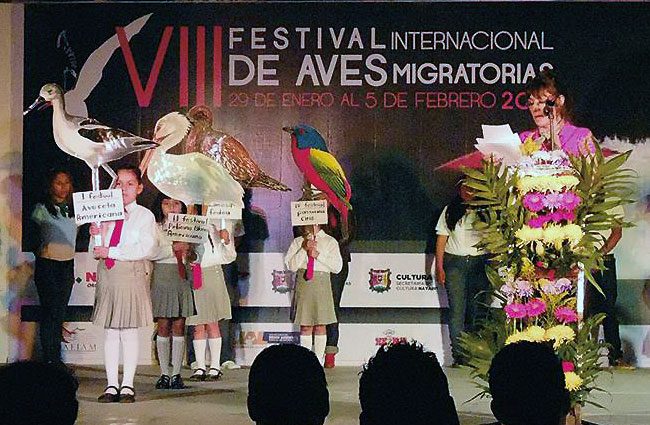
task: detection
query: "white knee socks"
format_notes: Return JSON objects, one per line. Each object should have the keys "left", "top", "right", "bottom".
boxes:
{"left": 171, "top": 336, "right": 185, "bottom": 376}
{"left": 300, "top": 335, "right": 313, "bottom": 351}
{"left": 120, "top": 328, "right": 139, "bottom": 390}
{"left": 208, "top": 337, "right": 222, "bottom": 371}
{"left": 193, "top": 338, "right": 207, "bottom": 371}
{"left": 104, "top": 329, "right": 120, "bottom": 393}
{"left": 313, "top": 334, "right": 327, "bottom": 364}
{"left": 156, "top": 336, "right": 171, "bottom": 376}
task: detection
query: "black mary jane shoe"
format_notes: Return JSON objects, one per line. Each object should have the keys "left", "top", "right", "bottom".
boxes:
{"left": 97, "top": 386, "right": 120, "bottom": 403}
{"left": 170, "top": 374, "right": 187, "bottom": 389}
{"left": 155, "top": 374, "right": 171, "bottom": 389}
{"left": 118, "top": 386, "right": 136, "bottom": 403}
{"left": 189, "top": 368, "right": 206, "bottom": 382}
{"left": 206, "top": 368, "right": 223, "bottom": 381}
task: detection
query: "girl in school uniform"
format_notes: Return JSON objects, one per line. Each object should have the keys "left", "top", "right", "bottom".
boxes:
{"left": 285, "top": 225, "right": 343, "bottom": 364}
{"left": 91, "top": 166, "right": 157, "bottom": 403}
{"left": 187, "top": 221, "right": 235, "bottom": 381}
{"left": 150, "top": 196, "right": 196, "bottom": 390}
{"left": 31, "top": 169, "right": 77, "bottom": 364}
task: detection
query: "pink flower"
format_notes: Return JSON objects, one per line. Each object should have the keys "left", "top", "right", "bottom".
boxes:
{"left": 550, "top": 211, "right": 564, "bottom": 222}
{"left": 555, "top": 306, "right": 578, "bottom": 324}
{"left": 528, "top": 215, "right": 548, "bottom": 228}
{"left": 525, "top": 298, "right": 547, "bottom": 318}
{"left": 561, "top": 210, "right": 576, "bottom": 222}
{"left": 504, "top": 303, "right": 527, "bottom": 319}
{"left": 543, "top": 192, "right": 563, "bottom": 210}
{"left": 562, "top": 361, "right": 575, "bottom": 372}
{"left": 555, "top": 278, "right": 573, "bottom": 292}
{"left": 515, "top": 280, "right": 534, "bottom": 297}
{"left": 541, "top": 282, "right": 560, "bottom": 295}
{"left": 559, "top": 191, "right": 582, "bottom": 211}
{"left": 522, "top": 193, "right": 545, "bottom": 212}
{"left": 547, "top": 269, "right": 556, "bottom": 280}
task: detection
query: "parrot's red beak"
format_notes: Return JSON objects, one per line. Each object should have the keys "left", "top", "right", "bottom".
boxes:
{"left": 282, "top": 127, "right": 294, "bottom": 135}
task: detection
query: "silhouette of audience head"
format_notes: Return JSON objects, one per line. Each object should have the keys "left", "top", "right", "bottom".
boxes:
{"left": 359, "top": 341, "right": 460, "bottom": 425}
{"left": 0, "top": 361, "right": 79, "bottom": 425}
{"left": 489, "top": 341, "right": 570, "bottom": 425}
{"left": 248, "top": 344, "right": 329, "bottom": 425}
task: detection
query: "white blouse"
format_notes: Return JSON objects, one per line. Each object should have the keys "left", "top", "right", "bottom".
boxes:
{"left": 284, "top": 229, "right": 343, "bottom": 274}
{"left": 196, "top": 220, "right": 237, "bottom": 267}
{"left": 89, "top": 202, "right": 157, "bottom": 262}
{"left": 151, "top": 224, "right": 178, "bottom": 264}
{"left": 435, "top": 206, "right": 483, "bottom": 257}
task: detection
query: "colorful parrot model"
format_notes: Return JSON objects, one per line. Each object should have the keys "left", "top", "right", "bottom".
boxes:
{"left": 185, "top": 105, "right": 290, "bottom": 192}
{"left": 283, "top": 124, "right": 352, "bottom": 280}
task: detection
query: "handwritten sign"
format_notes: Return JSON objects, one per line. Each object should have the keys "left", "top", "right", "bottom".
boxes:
{"left": 164, "top": 214, "right": 210, "bottom": 244}
{"left": 290, "top": 200, "right": 328, "bottom": 226}
{"left": 207, "top": 202, "right": 243, "bottom": 221}
{"left": 72, "top": 189, "right": 124, "bottom": 225}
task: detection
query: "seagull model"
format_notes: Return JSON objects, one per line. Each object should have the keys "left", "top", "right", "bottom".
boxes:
{"left": 24, "top": 83, "right": 157, "bottom": 190}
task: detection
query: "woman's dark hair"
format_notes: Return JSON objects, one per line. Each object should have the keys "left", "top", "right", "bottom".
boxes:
{"left": 445, "top": 194, "right": 467, "bottom": 231}
{"left": 151, "top": 192, "right": 187, "bottom": 223}
{"left": 42, "top": 169, "right": 74, "bottom": 218}
{"left": 525, "top": 68, "right": 574, "bottom": 121}
{"left": 117, "top": 165, "right": 143, "bottom": 185}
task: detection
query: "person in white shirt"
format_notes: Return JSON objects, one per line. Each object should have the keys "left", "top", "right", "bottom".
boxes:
{"left": 435, "top": 183, "right": 489, "bottom": 366}
{"left": 90, "top": 166, "right": 157, "bottom": 403}
{"left": 187, "top": 221, "right": 235, "bottom": 381}
{"left": 150, "top": 196, "right": 196, "bottom": 390}
{"left": 31, "top": 169, "right": 78, "bottom": 364}
{"left": 285, "top": 225, "right": 343, "bottom": 364}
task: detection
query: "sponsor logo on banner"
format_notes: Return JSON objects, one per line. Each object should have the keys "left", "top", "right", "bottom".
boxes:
{"left": 75, "top": 270, "right": 96, "bottom": 288}
{"left": 271, "top": 269, "right": 294, "bottom": 294}
{"left": 374, "top": 328, "right": 408, "bottom": 346}
{"left": 369, "top": 268, "right": 392, "bottom": 292}
{"left": 61, "top": 325, "right": 98, "bottom": 353}
{"left": 236, "top": 330, "right": 300, "bottom": 347}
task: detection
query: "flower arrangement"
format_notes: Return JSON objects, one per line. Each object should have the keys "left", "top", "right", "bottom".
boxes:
{"left": 458, "top": 143, "right": 635, "bottom": 411}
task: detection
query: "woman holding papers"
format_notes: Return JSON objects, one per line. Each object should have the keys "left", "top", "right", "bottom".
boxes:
{"left": 435, "top": 183, "right": 489, "bottom": 366}
{"left": 150, "top": 195, "right": 196, "bottom": 390}
{"left": 187, "top": 221, "right": 234, "bottom": 382}
{"left": 520, "top": 69, "right": 595, "bottom": 156}
{"left": 90, "top": 166, "right": 157, "bottom": 403}
{"left": 31, "top": 168, "right": 77, "bottom": 364}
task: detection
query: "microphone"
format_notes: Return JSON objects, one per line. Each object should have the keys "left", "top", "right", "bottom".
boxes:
{"left": 543, "top": 98, "right": 556, "bottom": 117}
{"left": 545, "top": 98, "right": 556, "bottom": 107}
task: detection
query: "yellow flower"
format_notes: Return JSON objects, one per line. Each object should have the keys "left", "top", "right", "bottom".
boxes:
{"left": 557, "top": 175, "right": 580, "bottom": 189}
{"left": 520, "top": 258, "right": 536, "bottom": 279}
{"left": 564, "top": 371, "right": 583, "bottom": 391}
{"left": 542, "top": 224, "right": 565, "bottom": 249}
{"left": 515, "top": 225, "right": 544, "bottom": 243}
{"left": 563, "top": 224, "right": 584, "bottom": 247}
{"left": 545, "top": 325, "right": 575, "bottom": 348}
{"left": 505, "top": 331, "right": 527, "bottom": 345}
{"left": 520, "top": 136, "right": 540, "bottom": 156}
{"left": 524, "top": 326, "right": 547, "bottom": 342}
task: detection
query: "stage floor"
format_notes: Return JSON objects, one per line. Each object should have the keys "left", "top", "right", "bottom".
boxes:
{"left": 70, "top": 365, "right": 650, "bottom": 425}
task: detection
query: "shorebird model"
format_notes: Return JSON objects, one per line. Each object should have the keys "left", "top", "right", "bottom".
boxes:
{"left": 24, "top": 83, "right": 157, "bottom": 190}
{"left": 140, "top": 112, "right": 244, "bottom": 208}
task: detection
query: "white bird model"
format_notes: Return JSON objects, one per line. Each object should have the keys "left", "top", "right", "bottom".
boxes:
{"left": 24, "top": 83, "right": 157, "bottom": 189}
{"left": 140, "top": 112, "right": 244, "bottom": 208}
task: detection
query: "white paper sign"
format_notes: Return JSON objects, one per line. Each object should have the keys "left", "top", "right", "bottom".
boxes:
{"left": 164, "top": 213, "right": 209, "bottom": 243}
{"left": 72, "top": 189, "right": 124, "bottom": 225}
{"left": 290, "top": 200, "right": 328, "bottom": 226}
{"left": 207, "top": 202, "right": 243, "bottom": 221}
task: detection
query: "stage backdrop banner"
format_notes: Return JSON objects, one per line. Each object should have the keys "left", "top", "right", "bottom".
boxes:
{"left": 342, "top": 253, "right": 444, "bottom": 308}
{"left": 61, "top": 322, "right": 155, "bottom": 365}
{"left": 70, "top": 253, "right": 98, "bottom": 306}
{"left": 233, "top": 322, "right": 449, "bottom": 366}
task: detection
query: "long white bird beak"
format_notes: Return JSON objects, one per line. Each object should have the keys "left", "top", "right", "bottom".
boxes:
{"left": 23, "top": 96, "right": 50, "bottom": 116}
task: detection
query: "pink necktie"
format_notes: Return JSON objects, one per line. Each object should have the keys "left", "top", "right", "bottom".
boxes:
{"left": 104, "top": 220, "right": 124, "bottom": 269}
